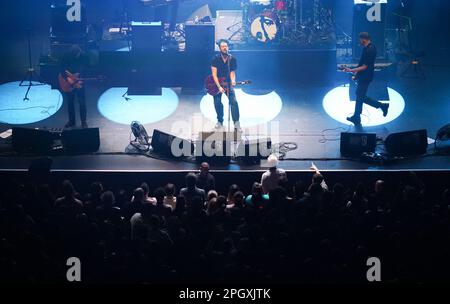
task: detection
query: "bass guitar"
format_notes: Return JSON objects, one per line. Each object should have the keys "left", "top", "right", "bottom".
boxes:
{"left": 58, "top": 70, "right": 105, "bottom": 93}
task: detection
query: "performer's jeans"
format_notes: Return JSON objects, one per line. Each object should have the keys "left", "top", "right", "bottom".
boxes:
{"left": 213, "top": 89, "right": 240, "bottom": 123}
{"left": 354, "top": 81, "right": 383, "bottom": 117}
{"left": 64, "top": 88, "right": 86, "bottom": 124}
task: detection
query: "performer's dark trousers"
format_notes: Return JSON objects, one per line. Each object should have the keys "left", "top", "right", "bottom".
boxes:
{"left": 64, "top": 88, "right": 86, "bottom": 124}
{"left": 213, "top": 88, "right": 240, "bottom": 123}
{"left": 354, "top": 81, "right": 383, "bottom": 117}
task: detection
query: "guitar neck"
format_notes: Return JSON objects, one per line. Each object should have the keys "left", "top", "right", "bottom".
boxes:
{"left": 221, "top": 81, "right": 247, "bottom": 86}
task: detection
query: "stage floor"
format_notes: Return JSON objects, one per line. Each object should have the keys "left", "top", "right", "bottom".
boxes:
{"left": 0, "top": 63, "right": 449, "bottom": 172}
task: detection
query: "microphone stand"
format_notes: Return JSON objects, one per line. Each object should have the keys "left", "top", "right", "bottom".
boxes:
{"left": 19, "top": 28, "right": 45, "bottom": 101}
{"left": 225, "top": 52, "right": 232, "bottom": 133}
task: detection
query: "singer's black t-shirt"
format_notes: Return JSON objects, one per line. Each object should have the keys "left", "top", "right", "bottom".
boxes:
{"left": 357, "top": 42, "right": 376, "bottom": 83}
{"left": 211, "top": 54, "right": 237, "bottom": 81}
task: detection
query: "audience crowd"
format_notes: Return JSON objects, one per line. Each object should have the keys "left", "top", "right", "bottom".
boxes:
{"left": 1, "top": 160, "right": 449, "bottom": 283}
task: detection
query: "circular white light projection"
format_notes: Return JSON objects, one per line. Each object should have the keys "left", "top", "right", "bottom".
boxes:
{"left": 322, "top": 84, "right": 405, "bottom": 127}
{"left": 98, "top": 87, "right": 179, "bottom": 125}
{"left": 200, "top": 89, "right": 283, "bottom": 128}
{"left": 0, "top": 81, "right": 63, "bottom": 125}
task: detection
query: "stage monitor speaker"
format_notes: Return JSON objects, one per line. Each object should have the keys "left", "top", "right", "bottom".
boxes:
{"left": 196, "top": 131, "right": 241, "bottom": 163}
{"left": 340, "top": 132, "right": 376, "bottom": 156}
{"left": 131, "top": 21, "right": 163, "bottom": 52}
{"left": 185, "top": 23, "right": 215, "bottom": 52}
{"left": 236, "top": 138, "right": 272, "bottom": 164}
{"left": 385, "top": 129, "right": 428, "bottom": 156}
{"left": 12, "top": 128, "right": 54, "bottom": 154}
{"left": 61, "top": 128, "right": 100, "bottom": 153}
{"left": 151, "top": 129, "right": 194, "bottom": 158}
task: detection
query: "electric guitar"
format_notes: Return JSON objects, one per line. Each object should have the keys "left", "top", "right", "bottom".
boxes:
{"left": 58, "top": 70, "right": 105, "bottom": 93}
{"left": 339, "top": 65, "right": 358, "bottom": 84}
{"left": 204, "top": 75, "right": 251, "bottom": 96}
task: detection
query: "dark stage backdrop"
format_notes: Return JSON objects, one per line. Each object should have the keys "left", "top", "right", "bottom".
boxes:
{"left": 0, "top": 0, "right": 449, "bottom": 83}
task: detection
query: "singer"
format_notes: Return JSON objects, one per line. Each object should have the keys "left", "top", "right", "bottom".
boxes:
{"left": 210, "top": 39, "right": 241, "bottom": 132}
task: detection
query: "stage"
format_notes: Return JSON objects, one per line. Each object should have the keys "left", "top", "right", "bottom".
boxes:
{"left": 0, "top": 59, "right": 449, "bottom": 173}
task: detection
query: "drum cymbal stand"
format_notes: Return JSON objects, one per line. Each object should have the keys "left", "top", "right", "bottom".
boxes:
{"left": 227, "top": 21, "right": 245, "bottom": 44}
{"left": 226, "top": 2, "right": 250, "bottom": 44}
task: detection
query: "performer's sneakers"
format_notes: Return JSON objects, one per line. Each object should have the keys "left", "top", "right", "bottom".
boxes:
{"left": 214, "top": 122, "right": 224, "bottom": 130}
{"left": 234, "top": 121, "right": 242, "bottom": 133}
{"left": 65, "top": 121, "right": 75, "bottom": 128}
{"left": 82, "top": 121, "right": 88, "bottom": 128}
{"left": 380, "top": 103, "right": 389, "bottom": 117}
{"left": 346, "top": 116, "right": 361, "bottom": 125}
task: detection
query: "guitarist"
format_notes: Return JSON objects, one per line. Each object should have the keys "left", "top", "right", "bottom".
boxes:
{"left": 60, "top": 44, "right": 89, "bottom": 128}
{"left": 343, "top": 32, "right": 389, "bottom": 125}
{"left": 211, "top": 39, "right": 241, "bottom": 132}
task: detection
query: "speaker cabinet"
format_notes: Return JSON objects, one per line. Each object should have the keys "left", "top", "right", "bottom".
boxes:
{"left": 195, "top": 131, "right": 240, "bottom": 164}
{"left": 151, "top": 129, "right": 194, "bottom": 158}
{"left": 12, "top": 128, "right": 54, "bottom": 153}
{"left": 131, "top": 21, "right": 163, "bottom": 52}
{"left": 385, "top": 129, "right": 428, "bottom": 156}
{"left": 185, "top": 23, "right": 215, "bottom": 52}
{"left": 61, "top": 128, "right": 100, "bottom": 153}
{"left": 340, "top": 132, "right": 376, "bottom": 156}
{"left": 236, "top": 138, "right": 272, "bottom": 164}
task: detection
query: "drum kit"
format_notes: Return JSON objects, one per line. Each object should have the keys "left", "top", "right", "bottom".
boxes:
{"left": 237, "top": 0, "right": 334, "bottom": 47}
{"left": 243, "top": 0, "right": 294, "bottom": 43}
{"left": 136, "top": 0, "right": 334, "bottom": 47}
